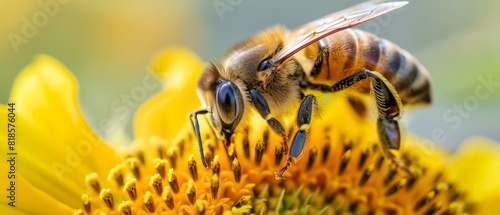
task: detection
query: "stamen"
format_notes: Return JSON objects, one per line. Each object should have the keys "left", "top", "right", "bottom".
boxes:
{"left": 228, "top": 143, "right": 236, "bottom": 162}
{"left": 414, "top": 190, "right": 436, "bottom": 211}
{"left": 307, "top": 147, "right": 318, "bottom": 170}
{"left": 81, "top": 194, "right": 91, "bottom": 214}
{"left": 186, "top": 179, "right": 196, "bottom": 204}
{"left": 123, "top": 179, "right": 137, "bottom": 201}
{"left": 196, "top": 200, "right": 206, "bottom": 215}
{"left": 85, "top": 173, "right": 101, "bottom": 194}
{"left": 211, "top": 174, "right": 219, "bottom": 199}
{"left": 339, "top": 149, "right": 351, "bottom": 175}
{"left": 211, "top": 155, "right": 220, "bottom": 176}
{"left": 149, "top": 174, "right": 163, "bottom": 195}
{"left": 255, "top": 140, "right": 265, "bottom": 165}
{"left": 321, "top": 137, "right": 331, "bottom": 164}
{"left": 242, "top": 129, "right": 250, "bottom": 159}
{"left": 127, "top": 158, "right": 142, "bottom": 180}
{"left": 232, "top": 158, "right": 241, "bottom": 183}
{"left": 157, "top": 144, "right": 166, "bottom": 159}
{"left": 151, "top": 137, "right": 167, "bottom": 159}
{"left": 143, "top": 191, "right": 156, "bottom": 213}
{"left": 154, "top": 159, "right": 168, "bottom": 179}
{"left": 231, "top": 195, "right": 251, "bottom": 209}
{"left": 188, "top": 154, "right": 198, "bottom": 181}
{"left": 136, "top": 149, "right": 146, "bottom": 165}
{"left": 162, "top": 186, "right": 175, "bottom": 210}
{"left": 99, "top": 188, "right": 114, "bottom": 210}
{"left": 376, "top": 155, "right": 385, "bottom": 169}
{"left": 359, "top": 164, "right": 374, "bottom": 186}
{"left": 358, "top": 148, "right": 369, "bottom": 169}
{"left": 384, "top": 165, "right": 397, "bottom": 186}
{"left": 424, "top": 202, "right": 442, "bottom": 214}
{"left": 385, "top": 178, "right": 407, "bottom": 196}
{"left": 167, "top": 168, "right": 180, "bottom": 193}
{"left": 108, "top": 164, "right": 125, "bottom": 187}
{"left": 204, "top": 149, "right": 213, "bottom": 168}
{"left": 118, "top": 201, "right": 133, "bottom": 215}
{"left": 167, "top": 146, "right": 179, "bottom": 168}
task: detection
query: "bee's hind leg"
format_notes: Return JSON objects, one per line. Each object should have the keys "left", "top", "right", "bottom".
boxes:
{"left": 275, "top": 94, "right": 317, "bottom": 179}
{"left": 311, "top": 70, "right": 412, "bottom": 175}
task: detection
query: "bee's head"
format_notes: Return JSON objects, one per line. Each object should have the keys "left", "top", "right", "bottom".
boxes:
{"left": 197, "top": 63, "right": 244, "bottom": 139}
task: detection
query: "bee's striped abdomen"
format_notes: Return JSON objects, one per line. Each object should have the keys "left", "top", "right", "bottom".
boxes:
{"left": 301, "top": 28, "right": 431, "bottom": 106}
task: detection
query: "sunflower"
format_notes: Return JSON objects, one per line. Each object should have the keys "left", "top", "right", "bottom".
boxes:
{"left": 1, "top": 48, "right": 499, "bottom": 215}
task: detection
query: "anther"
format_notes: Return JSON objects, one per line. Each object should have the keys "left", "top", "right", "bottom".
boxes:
{"left": 359, "top": 164, "right": 374, "bottom": 186}
{"left": 136, "top": 150, "right": 146, "bottom": 165}
{"left": 188, "top": 154, "right": 198, "bottom": 181}
{"left": 321, "top": 138, "right": 331, "bottom": 164}
{"left": 204, "top": 149, "right": 213, "bottom": 168}
{"left": 149, "top": 174, "right": 163, "bottom": 195}
{"left": 376, "top": 155, "right": 385, "bottom": 169}
{"left": 167, "top": 168, "right": 180, "bottom": 194}
{"left": 414, "top": 190, "right": 436, "bottom": 211}
{"left": 123, "top": 179, "right": 137, "bottom": 201}
{"left": 81, "top": 194, "right": 91, "bottom": 214}
{"left": 255, "top": 140, "right": 265, "bottom": 165}
{"left": 385, "top": 178, "right": 407, "bottom": 196}
{"left": 85, "top": 173, "right": 101, "bottom": 194}
{"left": 275, "top": 143, "right": 284, "bottom": 166}
{"left": 151, "top": 137, "right": 167, "bottom": 159}
{"left": 232, "top": 158, "right": 241, "bottom": 183}
{"left": 74, "top": 209, "right": 84, "bottom": 215}
{"left": 118, "top": 201, "right": 133, "bottom": 215}
{"left": 154, "top": 159, "right": 168, "bottom": 179}
{"left": 307, "top": 147, "right": 318, "bottom": 170}
{"left": 162, "top": 186, "right": 175, "bottom": 210}
{"left": 232, "top": 195, "right": 251, "bottom": 209}
{"left": 339, "top": 149, "right": 351, "bottom": 175}
{"left": 108, "top": 164, "right": 125, "bottom": 187}
{"left": 167, "top": 146, "right": 179, "bottom": 168}
{"left": 211, "top": 155, "right": 220, "bottom": 176}
{"left": 196, "top": 200, "right": 206, "bottom": 215}
{"left": 127, "top": 158, "right": 142, "bottom": 180}
{"left": 424, "top": 202, "right": 442, "bottom": 215}
{"left": 99, "top": 188, "right": 114, "bottom": 210}
{"left": 186, "top": 179, "right": 196, "bottom": 205}
{"left": 384, "top": 165, "right": 397, "bottom": 186}
{"left": 358, "top": 148, "right": 369, "bottom": 169}
{"left": 211, "top": 174, "right": 219, "bottom": 200}
{"left": 143, "top": 191, "right": 156, "bottom": 213}
{"left": 228, "top": 143, "right": 237, "bottom": 162}
{"left": 242, "top": 129, "right": 250, "bottom": 158}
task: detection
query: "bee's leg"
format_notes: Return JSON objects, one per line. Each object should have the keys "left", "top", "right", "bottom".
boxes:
{"left": 275, "top": 95, "right": 317, "bottom": 179}
{"left": 310, "top": 70, "right": 410, "bottom": 174}
{"left": 249, "top": 89, "right": 288, "bottom": 153}
{"left": 190, "top": 109, "right": 210, "bottom": 168}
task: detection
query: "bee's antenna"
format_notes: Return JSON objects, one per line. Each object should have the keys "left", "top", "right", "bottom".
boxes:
{"left": 190, "top": 109, "right": 209, "bottom": 168}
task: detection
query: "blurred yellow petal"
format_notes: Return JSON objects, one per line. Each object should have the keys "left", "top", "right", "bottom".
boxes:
{"left": 0, "top": 164, "right": 73, "bottom": 214}
{"left": 447, "top": 137, "right": 500, "bottom": 215}
{"left": 134, "top": 47, "right": 204, "bottom": 142}
{"left": 0, "top": 55, "right": 120, "bottom": 209}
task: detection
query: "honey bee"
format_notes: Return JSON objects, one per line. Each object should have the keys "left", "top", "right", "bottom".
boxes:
{"left": 190, "top": 1, "right": 431, "bottom": 179}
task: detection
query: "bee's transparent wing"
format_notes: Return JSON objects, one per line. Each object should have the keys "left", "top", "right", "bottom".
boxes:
{"left": 271, "top": 1, "right": 408, "bottom": 65}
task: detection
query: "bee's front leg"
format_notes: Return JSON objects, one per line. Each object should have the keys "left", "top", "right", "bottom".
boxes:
{"left": 275, "top": 94, "right": 317, "bottom": 180}
{"left": 249, "top": 89, "right": 289, "bottom": 155}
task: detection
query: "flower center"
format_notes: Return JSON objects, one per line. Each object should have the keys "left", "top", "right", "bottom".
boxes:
{"left": 74, "top": 103, "right": 476, "bottom": 214}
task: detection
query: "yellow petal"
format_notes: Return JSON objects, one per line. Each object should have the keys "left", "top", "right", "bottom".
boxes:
{"left": 134, "top": 47, "right": 204, "bottom": 142}
{"left": 446, "top": 137, "right": 500, "bottom": 215}
{"left": 0, "top": 163, "right": 73, "bottom": 214}
{"left": 0, "top": 55, "right": 120, "bottom": 209}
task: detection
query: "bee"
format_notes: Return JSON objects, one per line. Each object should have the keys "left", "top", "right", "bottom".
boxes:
{"left": 190, "top": 1, "right": 431, "bottom": 179}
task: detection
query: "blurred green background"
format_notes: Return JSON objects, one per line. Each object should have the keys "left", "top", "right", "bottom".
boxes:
{"left": 1, "top": 0, "right": 499, "bottom": 151}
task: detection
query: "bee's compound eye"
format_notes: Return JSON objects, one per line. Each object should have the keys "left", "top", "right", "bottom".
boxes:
{"left": 216, "top": 81, "right": 239, "bottom": 125}
{"left": 258, "top": 59, "right": 273, "bottom": 71}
